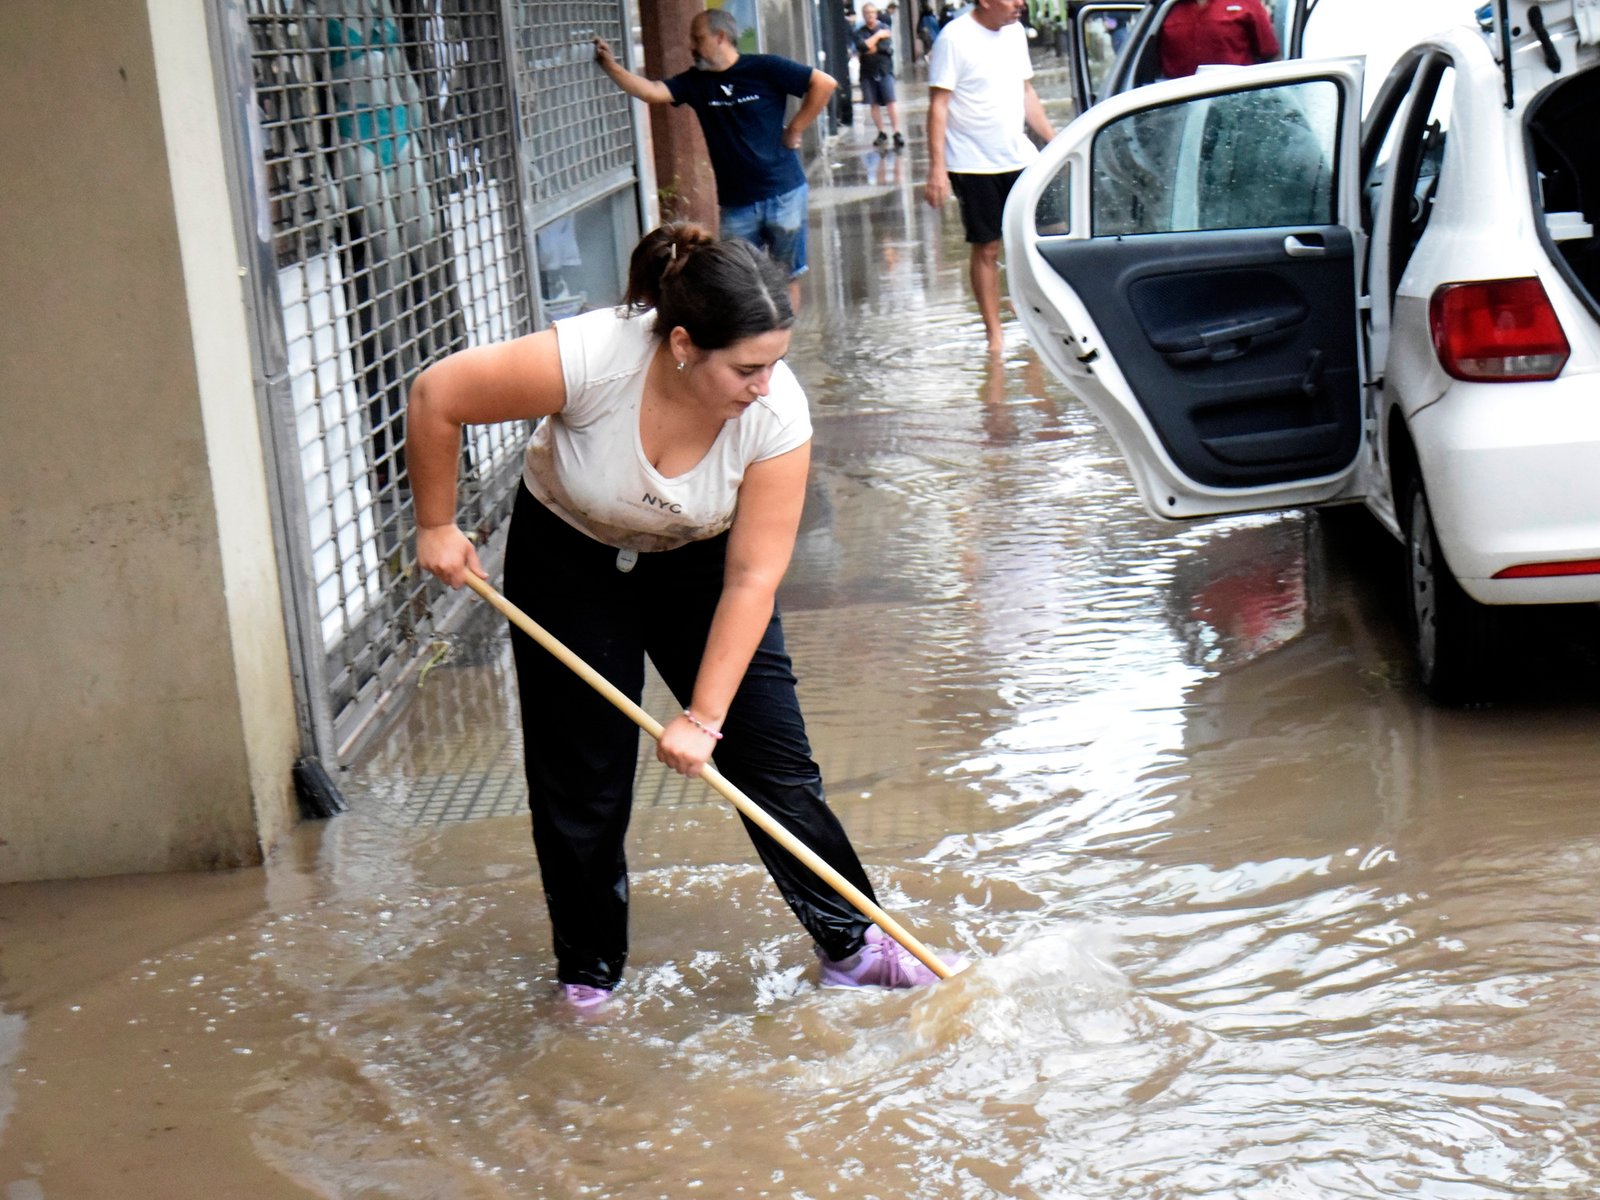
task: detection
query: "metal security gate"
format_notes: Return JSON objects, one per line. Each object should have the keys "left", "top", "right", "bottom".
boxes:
{"left": 514, "top": 2, "right": 637, "bottom": 218}
{"left": 514, "top": 3, "right": 645, "bottom": 339}
{"left": 223, "top": 0, "right": 642, "bottom": 763}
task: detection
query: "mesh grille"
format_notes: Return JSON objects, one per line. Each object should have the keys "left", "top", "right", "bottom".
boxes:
{"left": 248, "top": 0, "right": 534, "bottom": 749}
{"left": 511, "top": 1, "right": 639, "bottom": 212}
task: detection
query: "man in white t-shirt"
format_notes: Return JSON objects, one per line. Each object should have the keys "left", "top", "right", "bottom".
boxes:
{"left": 924, "top": 0, "right": 1056, "bottom": 356}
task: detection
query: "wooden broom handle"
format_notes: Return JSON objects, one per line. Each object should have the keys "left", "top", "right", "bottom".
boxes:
{"left": 463, "top": 573, "right": 953, "bottom": 981}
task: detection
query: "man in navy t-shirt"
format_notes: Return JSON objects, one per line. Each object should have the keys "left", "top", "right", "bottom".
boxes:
{"left": 596, "top": 9, "right": 837, "bottom": 307}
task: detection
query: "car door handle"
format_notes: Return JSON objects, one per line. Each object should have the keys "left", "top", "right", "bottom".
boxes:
{"left": 1284, "top": 234, "right": 1326, "bottom": 258}
{"left": 1153, "top": 314, "right": 1288, "bottom": 364}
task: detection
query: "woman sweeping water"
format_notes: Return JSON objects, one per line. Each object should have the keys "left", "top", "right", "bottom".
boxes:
{"left": 407, "top": 224, "right": 947, "bottom": 1008}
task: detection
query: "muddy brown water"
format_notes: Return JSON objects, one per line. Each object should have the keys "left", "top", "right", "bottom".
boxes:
{"left": 5, "top": 102, "right": 1600, "bottom": 1199}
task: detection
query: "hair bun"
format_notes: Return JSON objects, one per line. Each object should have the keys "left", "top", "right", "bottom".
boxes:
{"left": 664, "top": 223, "right": 715, "bottom": 275}
{"left": 621, "top": 222, "right": 792, "bottom": 335}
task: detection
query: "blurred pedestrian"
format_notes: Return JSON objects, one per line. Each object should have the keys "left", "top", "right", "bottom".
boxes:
{"left": 594, "top": 10, "right": 837, "bottom": 309}
{"left": 919, "top": 2, "right": 942, "bottom": 54}
{"left": 407, "top": 224, "right": 951, "bottom": 1008}
{"left": 924, "top": 0, "right": 1056, "bottom": 355}
{"left": 854, "top": 3, "right": 904, "bottom": 147}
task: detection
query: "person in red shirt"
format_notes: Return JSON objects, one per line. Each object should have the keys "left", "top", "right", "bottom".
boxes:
{"left": 1158, "top": 0, "right": 1281, "bottom": 79}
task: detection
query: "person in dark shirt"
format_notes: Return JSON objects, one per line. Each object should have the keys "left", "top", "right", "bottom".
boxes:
{"left": 918, "top": 3, "right": 941, "bottom": 54}
{"left": 1158, "top": 0, "right": 1280, "bottom": 79}
{"left": 595, "top": 10, "right": 837, "bottom": 308}
{"left": 854, "top": 4, "right": 904, "bottom": 147}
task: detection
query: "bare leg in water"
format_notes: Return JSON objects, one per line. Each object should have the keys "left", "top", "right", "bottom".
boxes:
{"left": 970, "top": 239, "right": 1004, "bottom": 357}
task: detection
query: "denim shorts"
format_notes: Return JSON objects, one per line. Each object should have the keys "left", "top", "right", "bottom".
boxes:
{"left": 861, "top": 72, "right": 896, "bottom": 106}
{"left": 720, "top": 182, "right": 809, "bottom": 277}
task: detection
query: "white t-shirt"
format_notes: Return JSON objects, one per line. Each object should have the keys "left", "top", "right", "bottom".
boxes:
{"left": 927, "top": 14, "right": 1038, "bottom": 173}
{"left": 521, "top": 307, "right": 812, "bottom": 552}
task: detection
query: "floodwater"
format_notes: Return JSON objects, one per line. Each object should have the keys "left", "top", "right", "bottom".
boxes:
{"left": 6, "top": 77, "right": 1600, "bottom": 1200}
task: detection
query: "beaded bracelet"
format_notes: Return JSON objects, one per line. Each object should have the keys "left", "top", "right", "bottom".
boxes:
{"left": 682, "top": 710, "right": 724, "bottom": 741}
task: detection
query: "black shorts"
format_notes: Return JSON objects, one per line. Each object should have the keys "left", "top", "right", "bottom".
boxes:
{"left": 949, "top": 169, "right": 1023, "bottom": 245}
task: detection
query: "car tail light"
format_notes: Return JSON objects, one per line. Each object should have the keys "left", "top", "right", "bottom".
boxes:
{"left": 1493, "top": 558, "right": 1600, "bottom": 579}
{"left": 1429, "top": 278, "right": 1570, "bottom": 381}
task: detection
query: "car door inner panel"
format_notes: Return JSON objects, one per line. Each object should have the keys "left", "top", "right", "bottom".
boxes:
{"left": 1039, "top": 228, "right": 1360, "bottom": 488}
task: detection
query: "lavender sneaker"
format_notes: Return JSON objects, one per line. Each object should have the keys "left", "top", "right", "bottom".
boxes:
{"left": 818, "top": 927, "right": 951, "bottom": 989}
{"left": 561, "top": 983, "right": 613, "bottom": 1010}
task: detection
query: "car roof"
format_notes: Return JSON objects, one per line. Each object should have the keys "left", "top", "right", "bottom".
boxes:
{"left": 1301, "top": 0, "right": 1476, "bottom": 89}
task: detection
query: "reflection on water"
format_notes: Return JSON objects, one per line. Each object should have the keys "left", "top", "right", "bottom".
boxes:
{"left": 4, "top": 111, "right": 1600, "bottom": 1199}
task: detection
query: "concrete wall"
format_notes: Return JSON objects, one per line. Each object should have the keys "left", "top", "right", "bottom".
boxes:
{"left": 0, "top": 0, "right": 301, "bottom": 883}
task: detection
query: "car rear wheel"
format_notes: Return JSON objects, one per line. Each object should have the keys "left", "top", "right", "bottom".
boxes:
{"left": 1404, "top": 476, "right": 1502, "bottom": 704}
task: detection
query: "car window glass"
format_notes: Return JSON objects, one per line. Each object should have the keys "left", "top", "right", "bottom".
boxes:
{"left": 1082, "top": 10, "right": 1137, "bottom": 103}
{"left": 1091, "top": 79, "right": 1341, "bottom": 235}
{"left": 1417, "top": 65, "right": 1454, "bottom": 183}
{"left": 1390, "top": 64, "right": 1454, "bottom": 288}
{"left": 1033, "top": 164, "right": 1071, "bottom": 237}
{"left": 1263, "top": 0, "right": 1288, "bottom": 47}
{"left": 1257, "top": 0, "right": 1291, "bottom": 61}
{"left": 1359, "top": 55, "right": 1423, "bottom": 205}
{"left": 1362, "top": 84, "right": 1411, "bottom": 228}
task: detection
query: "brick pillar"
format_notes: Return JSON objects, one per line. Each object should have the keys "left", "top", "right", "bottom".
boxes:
{"left": 640, "top": 2, "right": 719, "bottom": 229}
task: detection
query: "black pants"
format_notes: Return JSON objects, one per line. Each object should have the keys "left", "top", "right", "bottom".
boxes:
{"left": 503, "top": 485, "right": 877, "bottom": 988}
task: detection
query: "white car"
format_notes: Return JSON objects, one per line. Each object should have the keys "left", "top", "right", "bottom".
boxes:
{"left": 1005, "top": 0, "right": 1600, "bottom": 703}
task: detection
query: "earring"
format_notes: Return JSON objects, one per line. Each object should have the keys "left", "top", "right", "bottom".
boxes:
{"left": 676, "top": 359, "right": 686, "bottom": 372}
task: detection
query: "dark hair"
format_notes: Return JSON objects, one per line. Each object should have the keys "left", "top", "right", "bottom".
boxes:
{"left": 622, "top": 222, "right": 794, "bottom": 350}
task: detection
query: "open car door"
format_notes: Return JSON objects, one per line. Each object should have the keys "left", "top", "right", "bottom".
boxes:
{"left": 1067, "top": 2, "right": 1150, "bottom": 111}
{"left": 1003, "top": 58, "right": 1367, "bottom": 521}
